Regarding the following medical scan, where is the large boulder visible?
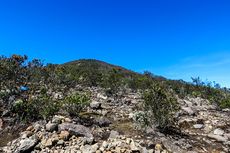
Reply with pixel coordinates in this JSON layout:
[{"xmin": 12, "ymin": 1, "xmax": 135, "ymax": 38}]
[
  {"xmin": 58, "ymin": 123, "xmax": 94, "ymax": 143},
  {"xmin": 16, "ymin": 135, "xmax": 38, "ymax": 153}
]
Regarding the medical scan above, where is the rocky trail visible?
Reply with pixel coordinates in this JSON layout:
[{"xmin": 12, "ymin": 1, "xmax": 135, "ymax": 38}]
[{"xmin": 0, "ymin": 87, "xmax": 230, "ymax": 153}]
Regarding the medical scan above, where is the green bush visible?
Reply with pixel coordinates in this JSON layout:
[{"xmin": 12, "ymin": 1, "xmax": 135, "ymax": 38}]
[
  {"xmin": 62, "ymin": 92, "xmax": 90, "ymax": 116},
  {"xmin": 12, "ymin": 91, "xmax": 62, "ymax": 121},
  {"xmin": 143, "ymin": 83, "xmax": 179, "ymax": 129},
  {"xmin": 220, "ymin": 97, "xmax": 230, "ymax": 109}
]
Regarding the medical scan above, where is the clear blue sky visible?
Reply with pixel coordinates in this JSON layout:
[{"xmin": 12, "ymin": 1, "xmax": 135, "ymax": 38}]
[{"xmin": 0, "ymin": 0, "xmax": 230, "ymax": 87}]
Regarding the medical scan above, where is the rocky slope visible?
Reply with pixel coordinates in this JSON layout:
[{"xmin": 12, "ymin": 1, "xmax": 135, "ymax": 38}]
[{"xmin": 1, "ymin": 86, "xmax": 230, "ymax": 153}]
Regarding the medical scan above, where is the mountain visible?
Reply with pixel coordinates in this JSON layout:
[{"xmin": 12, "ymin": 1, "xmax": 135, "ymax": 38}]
[{"xmin": 0, "ymin": 55, "xmax": 230, "ymax": 152}]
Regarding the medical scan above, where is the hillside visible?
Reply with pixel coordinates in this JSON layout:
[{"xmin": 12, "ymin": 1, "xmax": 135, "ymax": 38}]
[{"xmin": 0, "ymin": 55, "xmax": 230, "ymax": 153}]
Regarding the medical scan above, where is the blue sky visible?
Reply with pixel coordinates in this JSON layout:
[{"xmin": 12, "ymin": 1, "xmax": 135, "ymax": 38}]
[{"xmin": 0, "ymin": 0, "xmax": 230, "ymax": 87}]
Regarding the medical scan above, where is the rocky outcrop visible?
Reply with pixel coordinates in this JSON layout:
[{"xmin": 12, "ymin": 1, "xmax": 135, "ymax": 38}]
[{"xmin": 1, "ymin": 87, "xmax": 230, "ymax": 153}]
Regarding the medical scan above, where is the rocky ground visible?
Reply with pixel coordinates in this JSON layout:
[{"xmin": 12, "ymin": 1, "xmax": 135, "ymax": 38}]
[{"xmin": 0, "ymin": 87, "xmax": 230, "ymax": 153}]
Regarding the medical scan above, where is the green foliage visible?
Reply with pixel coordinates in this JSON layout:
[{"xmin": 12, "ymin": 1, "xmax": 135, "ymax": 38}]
[
  {"xmin": 102, "ymin": 68, "xmax": 123, "ymax": 95},
  {"xmin": 12, "ymin": 94, "xmax": 61, "ymax": 121},
  {"xmin": 62, "ymin": 92, "xmax": 90, "ymax": 116},
  {"xmin": 1, "ymin": 54, "xmax": 230, "ymax": 124},
  {"xmin": 220, "ymin": 96, "xmax": 230, "ymax": 109},
  {"xmin": 143, "ymin": 83, "xmax": 179, "ymax": 129}
]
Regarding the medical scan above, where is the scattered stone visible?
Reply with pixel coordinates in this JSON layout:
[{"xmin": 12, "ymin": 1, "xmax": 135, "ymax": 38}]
[
  {"xmin": 57, "ymin": 140, "xmax": 64, "ymax": 146},
  {"xmin": 45, "ymin": 139, "xmax": 53, "ymax": 148},
  {"xmin": 109, "ymin": 130, "xmax": 119, "ymax": 139},
  {"xmin": 59, "ymin": 130, "xmax": 70, "ymax": 140},
  {"xmin": 16, "ymin": 135, "xmax": 38, "ymax": 153},
  {"xmin": 208, "ymin": 134, "xmax": 228, "ymax": 142},
  {"xmin": 52, "ymin": 115, "xmax": 64, "ymax": 124},
  {"xmin": 95, "ymin": 117, "xmax": 111, "ymax": 127},
  {"xmin": 26, "ymin": 126, "xmax": 34, "ymax": 131},
  {"xmin": 193, "ymin": 124, "xmax": 204, "ymax": 129},
  {"xmin": 181, "ymin": 106, "xmax": 196, "ymax": 116},
  {"xmin": 130, "ymin": 140, "xmax": 140, "ymax": 152},
  {"xmin": 213, "ymin": 128, "xmax": 225, "ymax": 135},
  {"xmin": 90, "ymin": 101, "xmax": 102, "ymax": 109},
  {"xmin": 46, "ymin": 122, "xmax": 58, "ymax": 132}
]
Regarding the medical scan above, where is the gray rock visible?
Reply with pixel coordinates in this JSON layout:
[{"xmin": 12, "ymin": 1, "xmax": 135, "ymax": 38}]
[
  {"xmin": 90, "ymin": 101, "xmax": 102, "ymax": 109},
  {"xmin": 181, "ymin": 106, "xmax": 196, "ymax": 116},
  {"xmin": 46, "ymin": 122, "xmax": 58, "ymax": 132},
  {"xmin": 95, "ymin": 117, "xmax": 111, "ymax": 127},
  {"xmin": 213, "ymin": 128, "xmax": 225, "ymax": 135},
  {"xmin": 57, "ymin": 140, "xmax": 64, "ymax": 146},
  {"xmin": 193, "ymin": 124, "xmax": 204, "ymax": 129},
  {"xmin": 58, "ymin": 123, "xmax": 94, "ymax": 143},
  {"xmin": 130, "ymin": 141, "xmax": 140, "ymax": 152},
  {"xmin": 52, "ymin": 115, "xmax": 64, "ymax": 124},
  {"xmin": 208, "ymin": 134, "xmax": 228, "ymax": 142},
  {"xmin": 91, "ymin": 143, "xmax": 99, "ymax": 152},
  {"xmin": 80, "ymin": 145, "xmax": 91, "ymax": 152},
  {"xmin": 109, "ymin": 130, "xmax": 119, "ymax": 139},
  {"xmin": 16, "ymin": 135, "xmax": 38, "ymax": 153}
]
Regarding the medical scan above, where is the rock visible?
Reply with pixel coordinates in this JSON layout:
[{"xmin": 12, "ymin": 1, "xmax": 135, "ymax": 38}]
[
  {"xmin": 58, "ymin": 123, "xmax": 94, "ymax": 143},
  {"xmin": 26, "ymin": 126, "xmax": 34, "ymax": 131},
  {"xmin": 46, "ymin": 122, "xmax": 58, "ymax": 132},
  {"xmin": 213, "ymin": 128, "xmax": 225, "ymax": 135},
  {"xmin": 64, "ymin": 117, "xmax": 72, "ymax": 123},
  {"xmin": 109, "ymin": 130, "xmax": 119, "ymax": 139},
  {"xmin": 130, "ymin": 140, "xmax": 140, "ymax": 152},
  {"xmin": 181, "ymin": 106, "xmax": 196, "ymax": 116},
  {"xmin": 225, "ymin": 133, "xmax": 230, "ymax": 139},
  {"xmin": 80, "ymin": 145, "xmax": 91, "ymax": 152},
  {"xmin": 57, "ymin": 140, "xmax": 64, "ymax": 146},
  {"xmin": 95, "ymin": 117, "xmax": 111, "ymax": 127},
  {"xmin": 90, "ymin": 101, "xmax": 102, "ymax": 109},
  {"xmin": 155, "ymin": 144, "xmax": 162, "ymax": 151},
  {"xmin": 102, "ymin": 141, "xmax": 108, "ymax": 148},
  {"xmin": 33, "ymin": 123, "xmax": 43, "ymax": 132},
  {"xmin": 193, "ymin": 124, "xmax": 204, "ymax": 129},
  {"xmin": 21, "ymin": 131, "xmax": 33, "ymax": 139},
  {"xmin": 16, "ymin": 135, "xmax": 38, "ymax": 153},
  {"xmin": 91, "ymin": 143, "xmax": 99, "ymax": 152},
  {"xmin": 2, "ymin": 110, "xmax": 10, "ymax": 117},
  {"xmin": 52, "ymin": 115, "xmax": 65, "ymax": 124},
  {"xmin": 59, "ymin": 130, "xmax": 70, "ymax": 140},
  {"xmin": 161, "ymin": 138, "xmax": 184, "ymax": 153},
  {"xmin": 97, "ymin": 93, "xmax": 107, "ymax": 100},
  {"xmin": 208, "ymin": 134, "xmax": 228, "ymax": 142},
  {"xmin": 45, "ymin": 139, "xmax": 53, "ymax": 148}
]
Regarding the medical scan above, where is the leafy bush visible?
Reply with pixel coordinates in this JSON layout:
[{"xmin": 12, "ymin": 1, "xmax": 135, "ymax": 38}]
[
  {"xmin": 62, "ymin": 92, "xmax": 90, "ymax": 116},
  {"xmin": 220, "ymin": 97, "xmax": 230, "ymax": 109},
  {"xmin": 102, "ymin": 68, "xmax": 123, "ymax": 95},
  {"xmin": 143, "ymin": 83, "xmax": 179, "ymax": 129}
]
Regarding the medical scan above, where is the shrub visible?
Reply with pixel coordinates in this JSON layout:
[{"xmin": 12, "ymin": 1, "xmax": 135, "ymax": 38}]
[
  {"xmin": 12, "ymin": 95, "xmax": 61, "ymax": 121},
  {"xmin": 62, "ymin": 92, "xmax": 90, "ymax": 116},
  {"xmin": 220, "ymin": 97, "xmax": 230, "ymax": 109},
  {"xmin": 143, "ymin": 83, "xmax": 179, "ymax": 129}
]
